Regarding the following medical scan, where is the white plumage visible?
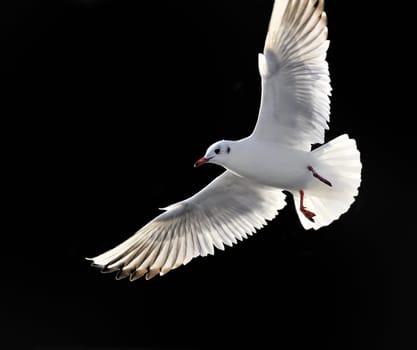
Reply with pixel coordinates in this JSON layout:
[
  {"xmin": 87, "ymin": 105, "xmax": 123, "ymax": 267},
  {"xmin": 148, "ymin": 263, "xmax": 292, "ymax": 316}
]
[
  {"xmin": 255, "ymin": 0, "xmax": 330, "ymax": 150},
  {"xmin": 91, "ymin": 173, "xmax": 286, "ymax": 280},
  {"xmin": 88, "ymin": 0, "xmax": 361, "ymax": 280}
]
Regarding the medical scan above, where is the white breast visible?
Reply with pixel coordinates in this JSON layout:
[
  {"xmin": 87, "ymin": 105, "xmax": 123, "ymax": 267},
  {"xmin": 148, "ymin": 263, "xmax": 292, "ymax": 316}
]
[{"xmin": 224, "ymin": 139, "xmax": 316, "ymax": 190}]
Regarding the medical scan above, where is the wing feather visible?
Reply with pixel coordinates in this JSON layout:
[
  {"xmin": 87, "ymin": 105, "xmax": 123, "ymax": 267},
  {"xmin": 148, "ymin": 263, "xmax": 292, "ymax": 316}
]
[
  {"xmin": 252, "ymin": 0, "xmax": 331, "ymax": 150},
  {"xmin": 88, "ymin": 171, "xmax": 286, "ymax": 280}
]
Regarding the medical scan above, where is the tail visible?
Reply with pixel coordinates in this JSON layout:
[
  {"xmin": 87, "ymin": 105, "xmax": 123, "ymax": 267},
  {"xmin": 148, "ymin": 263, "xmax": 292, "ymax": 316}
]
[{"xmin": 292, "ymin": 134, "xmax": 362, "ymax": 230}]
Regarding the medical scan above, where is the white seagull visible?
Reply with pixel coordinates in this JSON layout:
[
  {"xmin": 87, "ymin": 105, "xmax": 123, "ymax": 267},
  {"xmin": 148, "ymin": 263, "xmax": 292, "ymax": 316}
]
[{"xmin": 88, "ymin": 0, "xmax": 361, "ymax": 280}]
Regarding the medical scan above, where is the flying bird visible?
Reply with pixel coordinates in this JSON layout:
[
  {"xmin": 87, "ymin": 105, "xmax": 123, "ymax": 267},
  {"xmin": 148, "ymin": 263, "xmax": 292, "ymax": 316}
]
[{"xmin": 88, "ymin": 0, "xmax": 361, "ymax": 281}]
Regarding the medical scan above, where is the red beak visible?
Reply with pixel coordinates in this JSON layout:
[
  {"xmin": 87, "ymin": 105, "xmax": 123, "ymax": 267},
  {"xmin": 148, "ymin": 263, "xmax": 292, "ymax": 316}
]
[{"xmin": 194, "ymin": 157, "xmax": 209, "ymax": 168}]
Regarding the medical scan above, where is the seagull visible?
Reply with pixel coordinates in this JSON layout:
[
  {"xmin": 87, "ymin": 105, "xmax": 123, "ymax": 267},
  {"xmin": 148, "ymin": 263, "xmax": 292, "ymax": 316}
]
[{"xmin": 88, "ymin": 0, "xmax": 361, "ymax": 281}]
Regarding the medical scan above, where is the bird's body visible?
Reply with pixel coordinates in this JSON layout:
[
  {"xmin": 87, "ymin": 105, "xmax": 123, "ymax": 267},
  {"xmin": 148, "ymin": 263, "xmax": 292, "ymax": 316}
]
[
  {"xmin": 214, "ymin": 138, "xmax": 314, "ymax": 190},
  {"xmin": 88, "ymin": 0, "xmax": 362, "ymax": 280}
]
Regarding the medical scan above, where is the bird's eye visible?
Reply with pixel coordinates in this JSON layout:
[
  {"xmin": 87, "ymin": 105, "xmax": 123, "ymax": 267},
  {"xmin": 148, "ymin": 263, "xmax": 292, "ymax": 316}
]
[
  {"xmin": 214, "ymin": 148, "xmax": 220, "ymax": 155},
  {"xmin": 226, "ymin": 146, "xmax": 231, "ymax": 154}
]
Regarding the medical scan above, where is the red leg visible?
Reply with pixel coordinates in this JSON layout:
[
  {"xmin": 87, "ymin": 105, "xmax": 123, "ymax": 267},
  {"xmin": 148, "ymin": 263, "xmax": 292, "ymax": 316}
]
[
  {"xmin": 300, "ymin": 190, "xmax": 316, "ymax": 222},
  {"xmin": 307, "ymin": 166, "xmax": 332, "ymax": 187}
]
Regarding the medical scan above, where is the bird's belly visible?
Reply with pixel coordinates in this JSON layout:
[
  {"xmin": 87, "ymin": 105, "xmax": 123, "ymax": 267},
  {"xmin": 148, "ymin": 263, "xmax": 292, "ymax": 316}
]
[
  {"xmin": 236, "ymin": 163, "xmax": 311, "ymax": 190},
  {"xmin": 228, "ymin": 147, "xmax": 315, "ymax": 190}
]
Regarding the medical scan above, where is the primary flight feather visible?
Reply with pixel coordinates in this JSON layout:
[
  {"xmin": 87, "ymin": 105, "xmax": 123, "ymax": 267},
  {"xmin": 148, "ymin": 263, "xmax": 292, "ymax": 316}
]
[{"xmin": 88, "ymin": 0, "xmax": 361, "ymax": 280}]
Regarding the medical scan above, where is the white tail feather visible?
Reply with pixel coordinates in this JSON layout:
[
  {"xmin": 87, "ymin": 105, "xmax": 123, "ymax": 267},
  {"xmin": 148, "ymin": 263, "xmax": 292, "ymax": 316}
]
[{"xmin": 292, "ymin": 134, "xmax": 362, "ymax": 230}]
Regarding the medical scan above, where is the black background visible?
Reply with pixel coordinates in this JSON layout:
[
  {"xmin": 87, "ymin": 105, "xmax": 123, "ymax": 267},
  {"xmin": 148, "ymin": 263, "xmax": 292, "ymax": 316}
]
[{"xmin": 1, "ymin": 1, "xmax": 414, "ymax": 349}]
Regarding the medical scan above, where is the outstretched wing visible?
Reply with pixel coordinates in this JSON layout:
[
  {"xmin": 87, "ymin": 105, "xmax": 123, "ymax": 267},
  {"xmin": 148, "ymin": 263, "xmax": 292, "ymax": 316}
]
[
  {"xmin": 88, "ymin": 171, "xmax": 286, "ymax": 280},
  {"xmin": 252, "ymin": 0, "xmax": 331, "ymax": 151}
]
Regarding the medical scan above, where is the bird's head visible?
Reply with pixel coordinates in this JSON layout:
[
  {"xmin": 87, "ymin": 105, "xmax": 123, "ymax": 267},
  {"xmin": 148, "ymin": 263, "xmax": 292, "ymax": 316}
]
[{"xmin": 194, "ymin": 140, "xmax": 232, "ymax": 168}]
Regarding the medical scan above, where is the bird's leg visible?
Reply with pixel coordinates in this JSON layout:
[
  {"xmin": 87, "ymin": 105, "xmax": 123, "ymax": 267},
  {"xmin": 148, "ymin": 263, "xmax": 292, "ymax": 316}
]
[
  {"xmin": 299, "ymin": 190, "xmax": 315, "ymax": 222},
  {"xmin": 307, "ymin": 166, "xmax": 332, "ymax": 187}
]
